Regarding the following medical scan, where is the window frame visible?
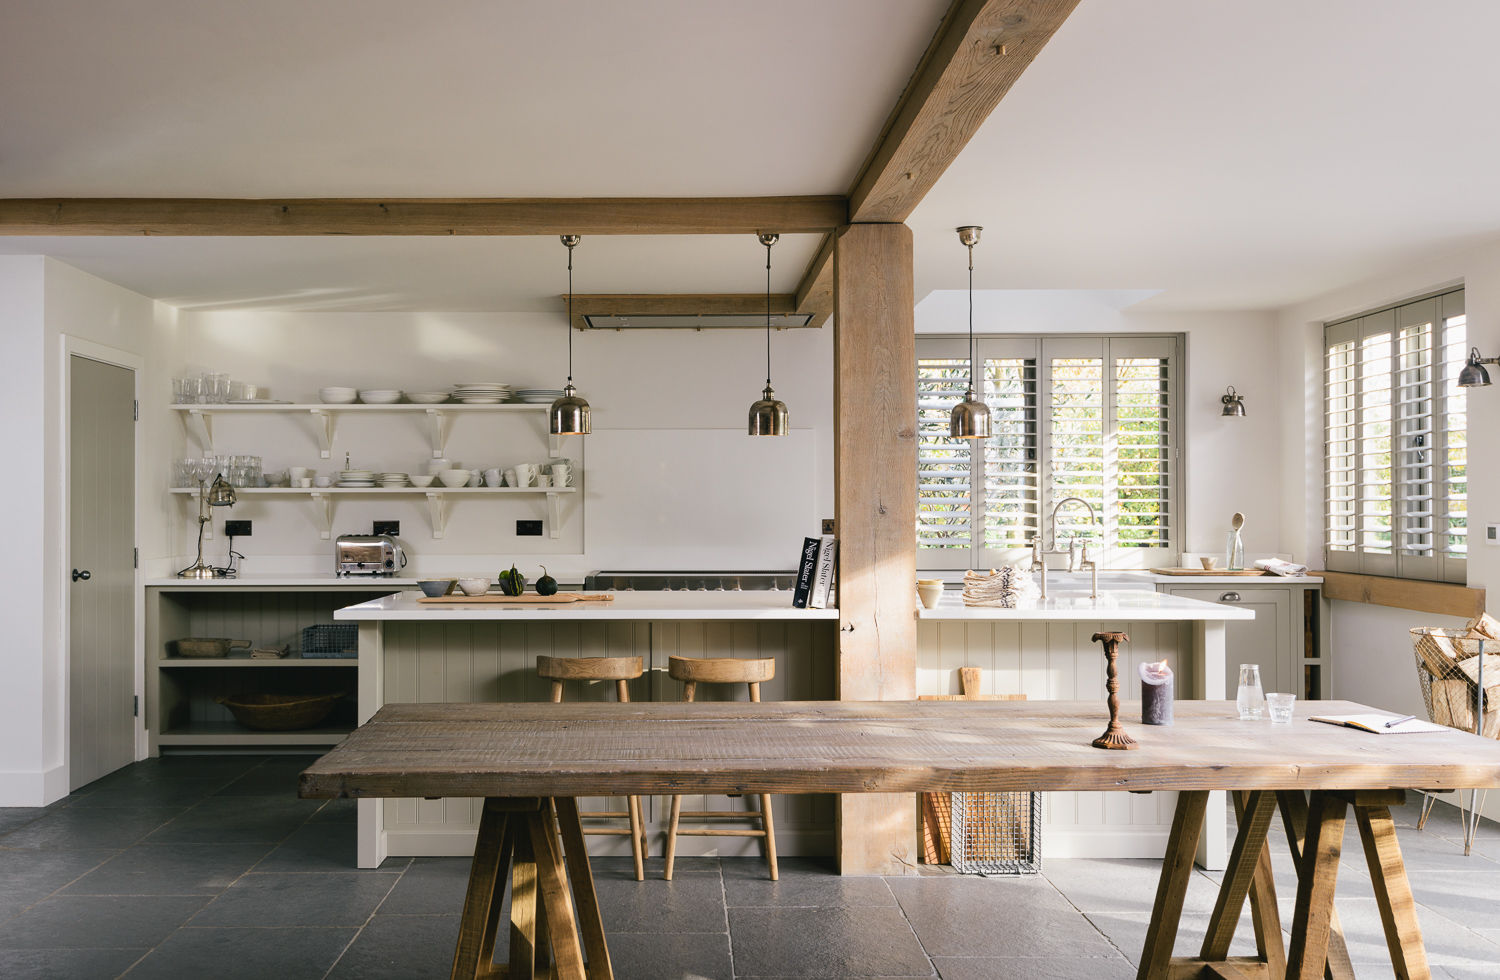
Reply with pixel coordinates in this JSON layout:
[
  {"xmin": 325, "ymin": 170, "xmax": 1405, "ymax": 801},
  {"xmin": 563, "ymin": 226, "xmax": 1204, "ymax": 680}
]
[{"xmin": 916, "ymin": 333, "xmax": 1183, "ymax": 572}]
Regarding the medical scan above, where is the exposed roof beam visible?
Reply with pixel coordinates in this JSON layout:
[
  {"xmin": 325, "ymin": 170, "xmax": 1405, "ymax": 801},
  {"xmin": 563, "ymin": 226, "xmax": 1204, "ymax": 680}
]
[
  {"xmin": 0, "ymin": 196, "xmax": 848, "ymax": 236},
  {"xmin": 848, "ymin": 0, "xmax": 1079, "ymax": 223},
  {"xmin": 794, "ymin": 234, "xmax": 835, "ymax": 316}
]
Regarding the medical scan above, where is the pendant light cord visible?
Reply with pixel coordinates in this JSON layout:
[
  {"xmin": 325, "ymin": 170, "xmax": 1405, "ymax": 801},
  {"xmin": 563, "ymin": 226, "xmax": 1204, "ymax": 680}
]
[
  {"xmin": 566, "ymin": 242, "xmax": 575, "ymax": 385},
  {"xmin": 967, "ymin": 242, "xmax": 975, "ymax": 397},
  {"xmin": 765, "ymin": 238, "xmax": 773, "ymax": 387}
]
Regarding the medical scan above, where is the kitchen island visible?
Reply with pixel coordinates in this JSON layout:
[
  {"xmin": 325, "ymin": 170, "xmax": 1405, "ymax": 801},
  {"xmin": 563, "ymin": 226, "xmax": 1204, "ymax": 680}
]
[{"xmin": 335, "ymin": 587, "xmax": 1252, "ymax": 869}]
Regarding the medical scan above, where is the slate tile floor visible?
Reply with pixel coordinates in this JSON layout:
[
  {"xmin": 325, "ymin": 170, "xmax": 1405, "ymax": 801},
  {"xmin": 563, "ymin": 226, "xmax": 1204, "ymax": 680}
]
[{"xmin": 2, "ymin": 755, "xmax": 1498, "ymax": 978}]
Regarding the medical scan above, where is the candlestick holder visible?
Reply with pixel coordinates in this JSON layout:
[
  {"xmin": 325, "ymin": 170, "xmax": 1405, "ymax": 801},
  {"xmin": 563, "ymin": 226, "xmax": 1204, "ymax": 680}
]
[{"xmin": 1091, "ymin": 631, "xmax": 1138, "ymax": 750}]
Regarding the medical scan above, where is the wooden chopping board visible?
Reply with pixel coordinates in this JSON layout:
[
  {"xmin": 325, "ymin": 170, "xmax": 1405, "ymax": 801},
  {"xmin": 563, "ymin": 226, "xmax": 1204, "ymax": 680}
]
[
  {"xmin": 1150, "ymin": 567, "xmax": 1268, "ymax": 577},
  {"xmin": 418, "ymin": 592, "xmax": 615, "ymax": 604}
]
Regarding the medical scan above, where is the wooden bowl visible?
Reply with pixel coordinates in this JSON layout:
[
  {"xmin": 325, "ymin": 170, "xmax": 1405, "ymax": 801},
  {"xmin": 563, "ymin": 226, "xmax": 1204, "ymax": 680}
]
[{"xmin": 216, "ymin": 692, "xmax": 344, "ymax": 731}]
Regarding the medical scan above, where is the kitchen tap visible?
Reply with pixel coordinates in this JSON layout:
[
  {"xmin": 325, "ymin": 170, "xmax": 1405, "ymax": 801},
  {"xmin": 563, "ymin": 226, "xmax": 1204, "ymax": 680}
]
[
  {"xmin": 1030, "ymin": 533, "xmax": 1049, "ymax": 599},
  {"xmin": 1030, "ymin": 496, "xmax": 1101, "ymax": 598}
]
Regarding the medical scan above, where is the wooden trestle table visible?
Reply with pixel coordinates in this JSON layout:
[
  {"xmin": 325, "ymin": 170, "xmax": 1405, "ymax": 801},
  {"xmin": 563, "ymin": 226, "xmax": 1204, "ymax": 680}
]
[{"xmin": 298, "ymin": 699, "xmax": 1500, "ymax": 980}]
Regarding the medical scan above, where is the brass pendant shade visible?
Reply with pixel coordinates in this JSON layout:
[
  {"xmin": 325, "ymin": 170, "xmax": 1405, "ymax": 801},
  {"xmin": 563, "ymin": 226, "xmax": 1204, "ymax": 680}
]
[
  {"xmin": 749, "ymin": 232, "xmax": 788, "ymax": 435},
  {"xmin": 950, "ymin": 225, "xmax": 991, "ymax": 440},
  {"xmin": 550, "ymin": 234, "xmax": 591, "ymax": 436}
]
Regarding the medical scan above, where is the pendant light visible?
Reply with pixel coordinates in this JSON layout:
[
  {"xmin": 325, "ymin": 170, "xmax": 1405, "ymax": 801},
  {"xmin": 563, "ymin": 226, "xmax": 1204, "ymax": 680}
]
[
  {"xmin": 748, "ymin": 232, "xmax": 789, "ymax": 436},
  {"xmin": 949, "ymin": 226, "xmax": 991, "ymax": 439},
  {"xmin": 550, "ymin": 234, "xmax": 591, "ymax": 435}
]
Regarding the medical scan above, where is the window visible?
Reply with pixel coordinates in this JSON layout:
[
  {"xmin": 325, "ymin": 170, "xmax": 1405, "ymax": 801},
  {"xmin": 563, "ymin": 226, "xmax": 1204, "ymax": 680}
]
[
  {"xmin": 916, "ymin": 335, "xmax": 1180, "ymax": 570},
  {"xmin": 1324, "ymin": 289, "xmax": 1466, "ymax": 583}
]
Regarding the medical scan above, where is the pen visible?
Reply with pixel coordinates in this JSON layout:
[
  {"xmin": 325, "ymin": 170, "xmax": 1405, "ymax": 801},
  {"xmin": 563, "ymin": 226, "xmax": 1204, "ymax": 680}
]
[{"xmin": 1384, "ymin": 714, "xmax": 1415, "ymax": 728}]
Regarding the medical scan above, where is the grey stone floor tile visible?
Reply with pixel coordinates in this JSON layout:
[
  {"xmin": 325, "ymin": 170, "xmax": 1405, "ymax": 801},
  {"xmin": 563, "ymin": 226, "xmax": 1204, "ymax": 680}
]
[
  {"xmin": 253, "ymin": 821, "xmax": 370, "ymax": 872},
  {"xmin": 64, "ymin": 778, "xmax": 228, "ymax": 809},
  {"xmin": 593, "ymin": 872, "xmax": 727, "ymax": 934},
  {"xmin": 0, "ymin": 809, "xmax": 45, "ymax": 836},
  {"xmin": 62, "ymin": 843, "xmax": 271, "ymax": 896},
  {"xmin": 143, "ymin": 795, "xmax": 323, "ymax": 844},
  {"xmin": 0, "ymin": 805, "xmax": 185, "ymax": 850},
  {"xmin": 326, "ymin": 914, "xmax": 460, "ymax": 978},
  {"xmin": 0, "ymin": 946, "xmax": 147, "ymax": 978},
  {"xmin": 213, "ymin": 756, "xmax": 322, "ymax": 797},
  {"xmin": 124, "ymin": 926, "xmax": 357, "ymax": 979},
  {"xmin": 192, "ymin": 871, "xmax": 399, "ymax": 928},
  {"xmin": 1084, "ymin": 911, "xmax": 1260, "ymax": 966},
  {"xmin": 607, "ymin": 930, "xmax": 734, "ymax": 980},
  {"xmin": 308, "ymin": 798, "xmax": 358, "ymax": 824},
  {"xmin": 0, "ymin": 848, "xmax": 120, "ymax": 911},
  {"xmin": 378, "ymin": 857, "xmax": 471, "ymax": 915},
  {"xmin": 1341, "ymin": 830, "xmax": 1499, "ymax": 874},
  {"xmin": 0, "ymin": 894, "xmax": 209, "ymax": 948},
  {"xmin": 1407, "ymin": 869, "xmax": 1500, "ymax": 931},
  {"xmin": 723, "ymin": 857, "xmax": 894, "ymax": 908},
  {"xmin": 593, "ymin": 854, "xmax": 721, "ymax": 879},
  {"xmin": 934, "ymin": 955, "xmax": 1135, "ymax": 980},
  {"xmin": 1042, "ymin": 858, "xmax": 1222, "ymax": 915},
  {"xmin": 1305, "ymin": 897, "xmax": 1500, "ymax": 968},
  {"xmin": 729, "ymin": 905, "xmax": 930, "ymax": 977},
  {"xmin": 889, "ymin": 876, "xmax": 1117, "ymax": 959}
]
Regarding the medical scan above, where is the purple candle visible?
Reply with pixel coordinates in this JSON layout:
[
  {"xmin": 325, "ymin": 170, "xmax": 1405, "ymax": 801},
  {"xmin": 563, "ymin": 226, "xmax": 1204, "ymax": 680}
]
[{"xmin": 1140, "ymin": 659, "xmax": 1174, "ymax": 726}]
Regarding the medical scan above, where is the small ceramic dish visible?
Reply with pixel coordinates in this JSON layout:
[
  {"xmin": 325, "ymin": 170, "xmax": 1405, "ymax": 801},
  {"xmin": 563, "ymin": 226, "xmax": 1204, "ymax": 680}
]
[
  {"xmin": 408, "ymin": 474, "xmax": 436, "ymax": 488},
  {"xmin": 455, "ymin": 577, "xmax": 491, "ymax": 597},
  {"xmin": 418, "ymin": 579, "xmax": 454, "ymax": 598}
]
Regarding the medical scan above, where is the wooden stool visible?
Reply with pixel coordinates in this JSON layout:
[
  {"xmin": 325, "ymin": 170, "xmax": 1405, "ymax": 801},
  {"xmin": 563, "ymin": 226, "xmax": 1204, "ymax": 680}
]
[
  {"xmin": 663, "ymin": 655, "xmax": 778, "ymax": 880},
  {"xmin": 536, "ymin": 655, "xmax": 649, "ymax": 882}
]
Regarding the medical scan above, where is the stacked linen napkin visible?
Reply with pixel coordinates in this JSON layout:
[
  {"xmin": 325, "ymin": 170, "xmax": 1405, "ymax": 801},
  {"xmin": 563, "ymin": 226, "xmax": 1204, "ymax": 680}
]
[
  {"xmin": 1254, "ymin": 558, "xmax": 1308, "ymax": 577},
  {"xmin": 962, "ymin": 566, "xmax": 1040, "ymax": 607}
]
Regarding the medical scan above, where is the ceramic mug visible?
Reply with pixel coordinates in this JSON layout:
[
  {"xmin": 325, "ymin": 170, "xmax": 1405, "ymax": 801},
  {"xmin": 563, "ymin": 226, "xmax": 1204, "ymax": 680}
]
[
  {"xmin": 314, "ymin": 476, "xmax": 333, "ymax": 488},
  {"xmin": 536, "ymin": 474, "xmax": 552, "ymax": 488},
  {"xmin": 514, "ymin": 463, "xmax": 538, "ymax": 488},
  {"xmin": 550, "ymin": 463, "xmax": 571, "ymax": 487},
  {"xmin": 483, "ymin": 468, "xmax": 502, "ymax": 488}
]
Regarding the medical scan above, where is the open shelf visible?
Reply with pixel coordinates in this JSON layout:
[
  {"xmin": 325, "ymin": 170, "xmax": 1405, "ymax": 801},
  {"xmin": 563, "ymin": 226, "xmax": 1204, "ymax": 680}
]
[
  {"xmin": 156, "ymin": 723, "xmax": 352, "ymax": 747},
  {"xmin": 160, "ymin": 655, "xmax": 359, "ymax": 668}
]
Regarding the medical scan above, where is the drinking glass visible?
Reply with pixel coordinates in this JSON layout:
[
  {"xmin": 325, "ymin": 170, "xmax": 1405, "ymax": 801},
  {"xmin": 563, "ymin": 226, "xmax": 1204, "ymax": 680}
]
[
  {"xmin": 210, "ymin": 373, "xmax": 231, "ymax": 404},
  {"xmin": 1266, "ymin": 692, "xmax": 1296, "ymax": 724},
  {"xmin": 1236, "ymin": 663, "xmax": 1265, "ymax": 720}
]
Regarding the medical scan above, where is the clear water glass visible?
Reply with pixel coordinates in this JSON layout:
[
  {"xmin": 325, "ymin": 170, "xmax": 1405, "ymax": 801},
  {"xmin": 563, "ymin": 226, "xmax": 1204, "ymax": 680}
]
[
  {"xmin": 1266, "ymin": 692, "xmax": 1296, "ymax": 724},
  {"xmin": 1236, "ymin": 663, "xmax": 1265, "ymax": 720}
]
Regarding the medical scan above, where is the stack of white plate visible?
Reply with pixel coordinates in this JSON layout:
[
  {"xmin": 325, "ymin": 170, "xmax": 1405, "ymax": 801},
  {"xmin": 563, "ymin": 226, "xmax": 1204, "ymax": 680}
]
[
  {"xmin": 338, "ymin": 469, "xmax": 375, "ymax": 487},
  {"xmin": 378, "ymin": 472, "xmax": 410, "ymax": 487},
  {"xmin": 513, "ymin": 388, "xmax": 565, "ymax": 404},
  {"xmin": 451, "ymin": 382, "xmax": 513, "ymax": 404}
]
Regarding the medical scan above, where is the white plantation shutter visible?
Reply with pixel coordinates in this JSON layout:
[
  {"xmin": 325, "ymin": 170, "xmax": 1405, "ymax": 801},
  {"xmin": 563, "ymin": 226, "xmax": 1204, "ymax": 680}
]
[
  {"xmin": 916, "ymin": 335, "xmax": 1179, "ymax": 570},
  {"xmin": 1324, "ymin": 289, "xmax": 1466, "ymax": 583}
]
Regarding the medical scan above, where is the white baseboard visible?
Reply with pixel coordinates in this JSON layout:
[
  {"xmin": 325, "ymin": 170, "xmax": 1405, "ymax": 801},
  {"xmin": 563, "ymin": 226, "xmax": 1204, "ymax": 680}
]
[{"xmin": 0, "ymin": 764, "xmax": 69, "ymax": 807}]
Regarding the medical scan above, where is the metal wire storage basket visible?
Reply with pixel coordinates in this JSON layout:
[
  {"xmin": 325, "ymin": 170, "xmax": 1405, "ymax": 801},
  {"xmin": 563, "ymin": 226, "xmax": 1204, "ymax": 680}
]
[
  {"xmin": 1411, "ymin": 627, "xmax": 1497, "ymax": 738},
  {"xmin": 950, "ymin": 791, "xmax": 1042, "ymax": 875},
  {"xmin": 300, "ymin": 623, "xmax": 358, "ymax": 658}
]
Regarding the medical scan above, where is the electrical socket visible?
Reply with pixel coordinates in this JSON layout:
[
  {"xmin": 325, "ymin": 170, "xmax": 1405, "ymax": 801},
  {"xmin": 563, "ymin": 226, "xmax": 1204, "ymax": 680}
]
[
  {"xmin": 821, "ymin": 518, "xmax": 836, "ymax": 535},
  {"xmin": 516, "ymin": 520, "xmax": 543, "ymax": 536},
  {"xmin": 224, "ymin": 520, "xmax": 252, "ymax": 536},
  {"xmin": 373, "ymin": 521, "xmax": 400, "ymax": 536}
]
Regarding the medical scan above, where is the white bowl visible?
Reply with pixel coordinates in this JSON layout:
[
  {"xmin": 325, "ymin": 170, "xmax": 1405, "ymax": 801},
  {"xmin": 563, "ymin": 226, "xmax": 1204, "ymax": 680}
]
[
  {"xmin": 455, "ymin": 577, "xmax": 491, "ymax": 597},
  {"xmin": 358, "ymin": 389, "xmax": 403, "ymax": 404},
  {"xmin": 406, "ymin": 391, "xmax": 450, "ymax": 404},
  {"xmin": 408, "ymin": 474, "xmax": 436, "ymax": 488},
  {"xmin": 437, "ymin": 468, "xmax": 471, "ymax": 488},
  {"xmin": 318, "ymin": 386, "xmax": 358, "ymax": 404}
]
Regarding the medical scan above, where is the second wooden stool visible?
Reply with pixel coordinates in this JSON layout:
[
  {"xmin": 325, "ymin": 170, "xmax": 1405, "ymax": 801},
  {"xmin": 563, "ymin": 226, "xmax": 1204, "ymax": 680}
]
[
  {"xmin": 536, "ymin": 655, "xmax": 649, "ymax": 881},
  {"xmin": 663, "ymin": 655, "xmax": 779, "ymax": 880}
]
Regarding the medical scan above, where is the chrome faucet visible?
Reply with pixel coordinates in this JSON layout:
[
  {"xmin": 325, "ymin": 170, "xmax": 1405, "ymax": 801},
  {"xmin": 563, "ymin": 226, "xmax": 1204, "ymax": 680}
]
[{"xmin": 1030, "ymin": 497, "xmax": 1101, "ymax": 598}]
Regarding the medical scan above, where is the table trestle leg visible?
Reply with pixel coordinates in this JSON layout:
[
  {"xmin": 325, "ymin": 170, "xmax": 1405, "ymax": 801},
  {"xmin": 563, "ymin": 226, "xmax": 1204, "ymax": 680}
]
[
  {"xmin": 1236, "ymin": 792, "xmax": 1286, "ymax": 979},
  {"xmin": 509, "ymin": 820, "xmax": 541, "ymax": 979},
  {"xmin": 453, "ymin": 800, "xmax": 514, "ymax": 980},
  {"xmin": 554, "ymin": 797, "xmax": 615, "ymax": 980},
  {"xmin": 1277, "ymin": 791, "xmax": 1355, "ymax": 980},
  {"xmin": 1286, "ymin": 792, "xmax": 1349, "ymax": 980},
  {"xmin": 526, "ymin": 804, "xmax": 588, "ymax": 980},
  {"xmin": 1198, "ymin": 791, "xmax": 1282, "ymax": 965},
  {"xmin": 1353, "ymin": 801, "xmax": 1430, "ymax": 980},
  {"xmin": 1138, "ymin": 790, "xmax": 1208, "ymax": 980}
]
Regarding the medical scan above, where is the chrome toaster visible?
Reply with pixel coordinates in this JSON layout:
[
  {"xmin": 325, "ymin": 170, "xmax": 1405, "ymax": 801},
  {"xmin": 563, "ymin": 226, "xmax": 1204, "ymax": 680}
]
[{"xmin": 334, "ymin": 534, "xmax": 407, "ymax": 576}]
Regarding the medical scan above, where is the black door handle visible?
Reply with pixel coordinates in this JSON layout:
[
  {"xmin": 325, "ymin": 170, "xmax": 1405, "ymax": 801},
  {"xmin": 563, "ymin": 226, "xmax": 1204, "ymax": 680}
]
[{"xmin": 72, "ymin": 569, "xmax": 91, "ymax": 582}]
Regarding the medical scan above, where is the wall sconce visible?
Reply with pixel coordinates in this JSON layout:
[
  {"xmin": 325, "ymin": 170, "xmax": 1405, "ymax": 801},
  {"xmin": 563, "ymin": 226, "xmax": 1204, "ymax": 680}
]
[
  {"xmin": 1220, "ymin": 386, "xmax": 1247, "ymax": 417},
  {"xmin": 1459, "ymin": 347, "xmax": 1497, "ymax": 388}
]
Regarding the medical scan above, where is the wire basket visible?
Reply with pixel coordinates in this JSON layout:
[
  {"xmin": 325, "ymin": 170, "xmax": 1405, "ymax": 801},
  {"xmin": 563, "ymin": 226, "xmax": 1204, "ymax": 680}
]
[
  {"xmin": 300, "ymin": 623, "xmax": 358, "ymax": 658},
  {"xmin": 950, "ymin": 791, "xmax": 1041, "ymax": 875},
  {"xmin": 1411, "ymin": 627, "xmax": 1499, "ymax": 739}
]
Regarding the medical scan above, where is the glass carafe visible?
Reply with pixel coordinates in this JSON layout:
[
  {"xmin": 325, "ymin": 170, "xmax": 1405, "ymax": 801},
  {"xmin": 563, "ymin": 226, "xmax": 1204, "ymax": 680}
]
[{"xmin": 1236, "ymin": 663, "xmax": 1265, "ymax": 720}]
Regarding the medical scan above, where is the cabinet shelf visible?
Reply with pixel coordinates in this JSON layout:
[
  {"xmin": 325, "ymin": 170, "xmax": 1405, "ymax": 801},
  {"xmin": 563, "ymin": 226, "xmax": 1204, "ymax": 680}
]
[
  {"xmin": 159, "ymin": 656, "xmax": 359, "ymax": 668},
  {"xmin": 156, "ymin": 723, "xmax": 352, "ymax": 747}
]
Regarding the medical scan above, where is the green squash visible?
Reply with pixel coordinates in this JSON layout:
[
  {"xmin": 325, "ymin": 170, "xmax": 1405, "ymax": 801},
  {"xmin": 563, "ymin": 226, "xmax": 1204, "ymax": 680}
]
[
  {"xmin": 536, "ymin": 566, "xmax": 558, "ymax": 596},
  {"xmin": 497, "ymin": 564, "xmax": 526, "ymax": 597}
]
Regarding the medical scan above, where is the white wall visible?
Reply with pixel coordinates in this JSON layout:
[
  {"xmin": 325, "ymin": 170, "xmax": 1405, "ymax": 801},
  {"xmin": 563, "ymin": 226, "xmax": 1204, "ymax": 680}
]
[
  {"xmin": 916, "ymin": 292, "xmax": 1284, "ymax": 560},
  {"xmin": 170, "ymin": 311, "xmax": 835, "ymax": 578}
]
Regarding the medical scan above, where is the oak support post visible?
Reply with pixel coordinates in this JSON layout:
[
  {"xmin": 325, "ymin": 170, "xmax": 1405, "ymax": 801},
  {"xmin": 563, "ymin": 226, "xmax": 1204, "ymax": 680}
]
[{"xmin": 832, "ymin": 222, "xmax": 918, "ymax": 875}]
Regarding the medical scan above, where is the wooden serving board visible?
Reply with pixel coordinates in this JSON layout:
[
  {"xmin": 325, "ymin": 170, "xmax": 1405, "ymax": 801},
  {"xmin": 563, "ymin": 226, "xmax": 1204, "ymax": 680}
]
[
  {"xmin": 417, "ymin": 592, "xmax": 615, "ymax": 604},
  {"xmin": 1150, "ymin": 567, "xmax": 1268, "ymax": 577}
]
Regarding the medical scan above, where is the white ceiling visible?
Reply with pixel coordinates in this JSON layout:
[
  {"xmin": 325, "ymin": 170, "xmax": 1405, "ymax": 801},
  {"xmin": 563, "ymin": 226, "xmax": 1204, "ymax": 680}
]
[{"xmin": 4, "ymin": 0, "xmax": 1500, "ymax": 313}]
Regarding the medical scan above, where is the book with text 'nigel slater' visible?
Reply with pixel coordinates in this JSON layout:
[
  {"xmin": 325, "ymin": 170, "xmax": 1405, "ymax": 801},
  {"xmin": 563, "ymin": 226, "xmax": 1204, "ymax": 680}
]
[
  {"xmin": 809, "ymin": 536, "xmax": 838, "ymax": 609},
  {"xmin": 792, "ymin": 536, "xmax": 820, "ymax": 608}
]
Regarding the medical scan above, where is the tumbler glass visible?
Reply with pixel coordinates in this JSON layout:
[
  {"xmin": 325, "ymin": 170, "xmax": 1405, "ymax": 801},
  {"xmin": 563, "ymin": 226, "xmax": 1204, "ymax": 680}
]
[
  {"xmin": 1236, "ymin": 663, "xmax": 1265, "ymax": 720},
  {"xmin": 1266, "ymin": 692, "xmax": 1296, "ymax": 724}
]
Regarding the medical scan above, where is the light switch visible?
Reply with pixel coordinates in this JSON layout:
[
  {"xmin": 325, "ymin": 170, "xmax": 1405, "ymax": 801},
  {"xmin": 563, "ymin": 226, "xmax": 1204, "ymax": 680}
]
[{"xmin": 1486, "ymin": 523, "xmax": 1499, "ymax": 546}]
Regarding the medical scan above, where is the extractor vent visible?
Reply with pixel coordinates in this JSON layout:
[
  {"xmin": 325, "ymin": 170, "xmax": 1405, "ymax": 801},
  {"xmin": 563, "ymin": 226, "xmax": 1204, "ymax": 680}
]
[{"xmin": 582, "ymin": 313, "xmax": 815, "ymax": 330}]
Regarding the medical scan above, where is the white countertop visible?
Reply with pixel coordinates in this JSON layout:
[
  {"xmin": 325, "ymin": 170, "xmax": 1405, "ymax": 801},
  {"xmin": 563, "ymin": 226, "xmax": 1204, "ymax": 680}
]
[
  {"xmin": 144, "ymin": 574, "xmax": 425, "ymax": 588},
  {"xmin": 915, "ymin": 589, "xmax": 1256, "ymax": 621},
  {"xmin": 335, "ymin": 590, "xmax": 842, "ymax": 621}
]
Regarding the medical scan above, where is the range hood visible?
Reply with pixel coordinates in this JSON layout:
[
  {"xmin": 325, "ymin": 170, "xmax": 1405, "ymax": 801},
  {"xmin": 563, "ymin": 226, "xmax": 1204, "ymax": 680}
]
[
  {"xmin": 567, "ymin": 293, "xmax": 824, "ymax": 330},
  {"xmin": 584, "ymin": 312, "xmax": 814, "ymax": 330}
]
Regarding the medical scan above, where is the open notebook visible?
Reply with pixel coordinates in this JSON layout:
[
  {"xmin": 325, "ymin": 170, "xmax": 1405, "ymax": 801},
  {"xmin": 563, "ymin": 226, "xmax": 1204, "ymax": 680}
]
[{"xmin": 1309, "ymin": 713, "xmax": 1449, "ymax": 735}]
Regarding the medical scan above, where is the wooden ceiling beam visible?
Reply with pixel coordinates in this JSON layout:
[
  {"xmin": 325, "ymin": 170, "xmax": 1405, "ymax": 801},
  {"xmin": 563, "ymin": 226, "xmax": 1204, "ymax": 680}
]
[
  {"xmin": 848, "ymin": 0, "xmax": 1079, "ymax": 223},
  {"xmin": 0, "ymin": 196, "xmax": 848, "ymax": 236}
]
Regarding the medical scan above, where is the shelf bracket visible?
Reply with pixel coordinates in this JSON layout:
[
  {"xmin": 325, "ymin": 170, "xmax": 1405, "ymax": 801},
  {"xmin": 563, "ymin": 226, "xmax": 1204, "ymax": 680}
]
[
  {"xmin": 308, "ymin": 492, "xmax": 334, "ymax": 539},
  {"xmin": 426, "ymin": 492, "xmax": 448, "ymax": 538},
  {"xmin": 184, "ymin": 410, "xmax": 213, "ymax": 453},
  {"xmin": 308, "ymin": 409, "xmax": 336, "ymax": 459},
  {"xmin": 546, "ymin": 490, "xmax": 561, "ymax": 539},
  {"xmin": 425, "ymin": 409, "xmax": 453, "ymax": 458}
]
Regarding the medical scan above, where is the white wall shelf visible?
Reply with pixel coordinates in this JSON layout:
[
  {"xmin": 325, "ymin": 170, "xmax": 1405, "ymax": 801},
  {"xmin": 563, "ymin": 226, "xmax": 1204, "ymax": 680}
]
[
  {"xmin": 172, "ymin": 403, "xmax": 563, "ymax": 459},
  {"xmin": 170, "ymin": 486, "xmax": 575, "ymax": 540}
]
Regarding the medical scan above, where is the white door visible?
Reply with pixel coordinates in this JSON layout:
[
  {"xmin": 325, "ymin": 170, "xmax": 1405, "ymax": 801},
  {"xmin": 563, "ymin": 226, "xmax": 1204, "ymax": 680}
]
[{"xmin": 69, "ymin": 355, "xmax": 136, "ymax": 789}]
